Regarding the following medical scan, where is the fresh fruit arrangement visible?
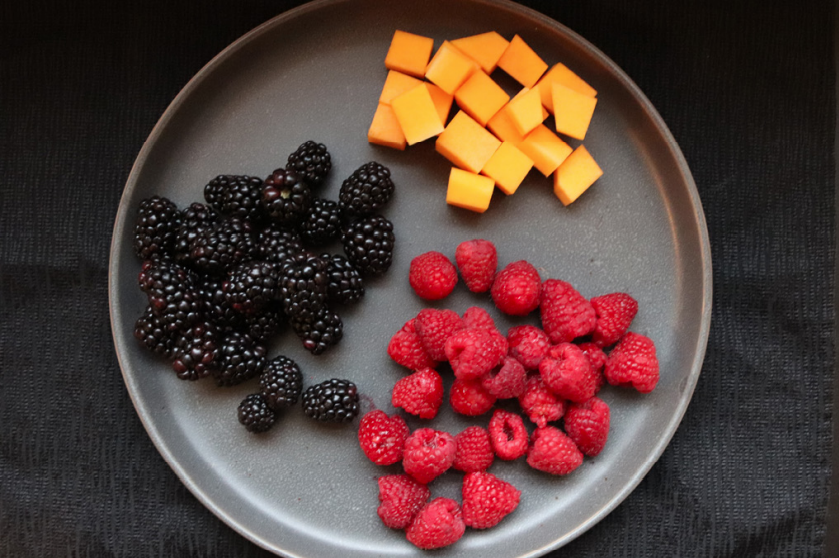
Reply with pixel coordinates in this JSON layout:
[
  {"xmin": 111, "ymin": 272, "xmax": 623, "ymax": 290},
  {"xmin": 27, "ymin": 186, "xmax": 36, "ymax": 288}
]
[
  {"xmin": 369, "ymin": 30, "xmax": 603, "ymax": 212},
  {"xmin": 131, "ymin": 141, "xmax": 397, "ymax": 432}
]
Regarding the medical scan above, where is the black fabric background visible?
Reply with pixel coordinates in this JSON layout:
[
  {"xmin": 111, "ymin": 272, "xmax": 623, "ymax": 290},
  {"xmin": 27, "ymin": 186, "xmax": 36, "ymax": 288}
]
[{"xmin": 0, "ymin": 0, "xmax": 833, "ymax": 556}]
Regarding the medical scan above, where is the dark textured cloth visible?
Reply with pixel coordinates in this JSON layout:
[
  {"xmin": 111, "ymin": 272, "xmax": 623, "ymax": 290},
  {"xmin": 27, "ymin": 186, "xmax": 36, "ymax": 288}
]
[{"xmin": 0, "ymin": 0, "xmax": 832, "ymax": 556}]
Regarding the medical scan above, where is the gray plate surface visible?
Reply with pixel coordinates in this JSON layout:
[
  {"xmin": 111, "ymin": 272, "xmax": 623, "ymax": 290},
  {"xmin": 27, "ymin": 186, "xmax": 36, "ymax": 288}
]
[{"xmin": 109, "ymin": 1, "xmax": 712, "ymax": 556}]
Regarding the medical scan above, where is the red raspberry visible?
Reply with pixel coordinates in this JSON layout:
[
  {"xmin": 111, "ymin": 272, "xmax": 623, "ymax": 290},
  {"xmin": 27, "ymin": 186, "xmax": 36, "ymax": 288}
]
[
  {"xmin": 392, "ymin": 368, "xmax": 444, "ymax": 419},
  {"xmin": 461, "ymin": 471, "xmax": 521, "ymax": 529},
  {"xmin": 445, "ymin": 327, "xmax": 506, "ymax": 381},
  {"xmin": 415, "ymin": 308, "xmax": 464, "ymax": 361},
  {"xmin": 577, "ymin": 341, "xmax": 607, "ymax": 393},
  {"xmin": 455, "ymin": 239, "xmax": 497, "ymax": 293},
  {"xmin": 507, "ymin": 325, "xmax": 551, "ymax": 369},
  {"xmin": 461, "ymin": 306, "xmax": 496, "ymax": 330},
  {"xmin": 481, "ymin": 356, "xmax": 527, "ymax": 399},
  {"xmin": 489, "ymin": 409, "xmax": 529, "ymax": 460},
  {"xmin": 358, "ymin": 410, "xmax": 409, "ymax": 466},
  {"xmin": 590, "ymin": 292, "xmax": 638, "ymax": 347},
  {"xmin": 526, "ymin": 426, "xmax": 583, "ymax": 475},
  {"xmin": 604, "ymin": 332, "xmax": 659, "ymax": 393},
  {"xmin": 564, "ymin": 397, "xmax": 610, "ymax": 457},
  {"xmin": 402, "ymin": 428, "xmax": 457, "ymax": 484},
  {"xmin": 538, "ymin": 343, "xmax": 598, "ymax": 403},
  {"xmin": 377, "ymin": 474, "xmax": 431, "ymax": 529},
  {"xmin": 387, "ymin": 319, "xmax": 437, "ymax": 370},
  {"xmin": 453, "ymin": 426, "xmax": 494, "ymax": 473},
  {"xmin": 539, "ymin": 279, "xmax": 596, "ymax": 344},
  {"xmin": 409, "ymin": 251, "xmax": 458, "ymax": 300},
  {"xmin": 518, "ymin": 375, "xmax": 566, "ymax": 428},
  {"xmin": 450, "ymin": 378, "xmax": 497, "ymax": 416},
  {"xmin": 406, "ymin": 497, "xmax": 465, "ymax": 550},
  {"xmin": 490, "ymin": 261, "xmax": 542, "ymax": 316}
]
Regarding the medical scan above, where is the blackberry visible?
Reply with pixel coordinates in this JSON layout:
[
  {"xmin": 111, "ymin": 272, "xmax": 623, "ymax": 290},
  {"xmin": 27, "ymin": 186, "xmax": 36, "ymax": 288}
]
[
  {"xmin": 342, "ymin": 215, "xmax": 395, "ymax": 277},
  {"xmin": 197, "ymin": 277, "xmax": 246, "ymax": 333},
  {"xmin": 301, "ymin": 378, "xmax": 359, "ymax": 423},
  {"xmin": 244, "ymin": 303, "xmax": 285, "ymax": 342},
  {"xmin": 204, "ymin": 175, "xmax": 265, "ymax": 222},
  {"xmin": 213, "ymin": 332, "xmax": 267, "ymax": 387},
  {"xmin": 279, "ymin": 254, "xmax": 330, "ymax": 322},
  {"xmin": 223, "ymin": 260, "xmax": 279, "ymax": 315},
  {"xmin": 287, "ymin": 141, "xmax": 332, "ymax": 187},
  {"xmin": 299, "ymin": 198, "xmax": 342, "ymax": 247},
  {"xmin": 190, "ymin": 217, "xmax": 257, "ymax": 276},
  {"xmin": 133, "ymin": 196, "xmax": 182, "ymax": 260},
  {"xmin": 323, "ymin": 253, "xmax": 364, "ymax": 304},
  {"xmin": 338, "ymin": 162, "xmax": 394, "ymax": 217},
  {"xmin": 138, "ymin": 260, "xmax": 202, "ymax": 331},
  {"xmin": 259, "ymin": 356, "xmax": 303, "ymax": 410},
  {"xmin": 261, "ymin": 168, "xmax": 312, "ymax": 227},
  {"xmin": 172, "ymin": 321, "xmax": 219, "ymax": 381},
  {"xmin": 289, "ymin": 306, "xmax": 343, "ymax": 355},
  {"xmin": 258, "ymin": 226, "xmax": 305, "ymax": 265},
  {"xmin": 237, "ymin": 394, "xmax": 276, "ymax": 433},
  {"xmin": 134, "ymin": 306, "xmax": 177, "ymax": 358},
  {"xmin": 174, "ymin": 202, "xmax": 218, "ymax": 264}
]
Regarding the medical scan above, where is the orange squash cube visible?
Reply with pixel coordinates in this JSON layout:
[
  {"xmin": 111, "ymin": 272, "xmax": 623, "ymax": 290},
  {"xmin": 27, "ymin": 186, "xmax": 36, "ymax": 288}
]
[
  {"xmin": 496, "ymin": 35, "xmax": 548, "ymax": 88},
  {"xmin": 379, "ymin": 70, "xmax": 424, "ymax": 105},
  {"xmin": 451, "ymin": 31, "xmax": 510, "ymax": 74},
  {"xmin": 385, "ymin": 30, "xmax": 434, "ymax": 78},
  {"xmin": 454, "ymin": 70, "xmax": 509, "ymax": 126},
  {"xmin": 505, "ymin": 86, "xmax": 544, "ymax": 135},
  {"xmin": 519, "ymin": 124, "xmax": 572, "ymax": 176},
  {"xmin": 535, "ymin": 63, "xmax": 597, "ymax": 113},
  {"xmin": 425, "ymin": 41, "xmax": 479, "ymax": 95},
  {"xmin": 367, "ymin": 103, "xmax": 407, "ymax": 151},
  {"xmin": 481, "ymin": 141, "xmax": 533, "ymax": 195},
  {"xmin": 425, "ymin": 82, "xmax": 454, "ymax": 126},
  {"xmin": 552, "ymin": 82, "xmax": 598, "ymax": 140},
  {"xmin": 487, "ymin": 103, "xmax": 527, "ymax": 146},
  {"xmin": 446, "ymin": 167, "xmax": 495, "ymax": 213},
  {"xmin": 436, "ymin": 111, "xmax": 501, "ymax": 173},
  {"xmin": 554, "ymin": 145, "xmax": 603, "ymax": 205},
  {"xmin": 391, "ymin": 84, "xmax": 444, "ymax": 145}
]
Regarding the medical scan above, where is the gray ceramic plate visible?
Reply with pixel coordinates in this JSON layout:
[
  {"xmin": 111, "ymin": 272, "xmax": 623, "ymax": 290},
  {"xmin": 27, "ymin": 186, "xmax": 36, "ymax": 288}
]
[{"xmin": 109, "ymin": 0, "xmax": 711, "ymax": 556}]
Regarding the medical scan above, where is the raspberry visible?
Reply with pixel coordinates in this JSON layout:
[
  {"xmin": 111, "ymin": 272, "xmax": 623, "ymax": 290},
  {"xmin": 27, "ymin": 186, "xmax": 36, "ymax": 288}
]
[
  {"xmin": 539, "ymin": 279, "xmax": 596, "ymax": 344},
  {"xmin": 377, "ymin": 474, "xmax": 431, "ymax": 530},
  {"xmin": 450, "ymin": 378, "xmax": 496, "ymax": 416},
  {"xmin": 444, "ymin": 327, "xmax": 506, "ymax": 381},
  {"xmin": 489, "ymin": 409, "xmax": 529, "ymax": 460},
  {"xmin": 455, "ymin": 239, "xmax": 497, "ymax": 293},
  {"xmin": 507, "ymin": 325, "xmax": 551, "ymax": 370},
  {"xmin": 453, "ymin": 426, "xmax": 494, "ymax": 473},
  {"xmin": 590, "ymin": 292, "xmax": 638, "ymax": 347},
  {"xmin": 409, "ymin": 251, "xmax": 458, "ymax": 300},
  {"xmin": 414, "ymin": 308, "xmax": 464, "ymax": 361},
  {"xmin": 604, "ymin": 332, "xmax": 659, "ymax": 393},
  {"xmin": 538, "ymin": 343, "xmax": 598, "ymax": 403},
  {"xmin": 461, "ymin": 306, "xmax": 495, "ymax": 330},
  {"xmin": 577, "ymin": 341, "xmax": 607, "ymax": 393},
  {"xmin": 518, "ymin": 375, "xmax": 566, "ymax": 428},
  {"xmin": 358, "ymin": 410, "xmax": 410, "ymax": 466},
  {"xmin": 527, "ymin": 426, "xmax": 584, "ymax": 475},
  {"xmin": 387, "ymin": 319, "xmax": 437, "ymax": 370},
  {"xmin": 392, "ymin": 368, "xmax": 444, "ymax": 419},
  {"xmin": 564, "ymin": 397, "xmax": 610, "ymax": 457},
  {"xmin": 461, "ymin": 472, "xmax": 521, "ymax": 529},
  {"xmin": 491, "ymin": 261, "xmax": 541, "ymax": 316},
  {"xmin": 481, "ymin": 356, "xmax": 527, "ymax": 399},
  {"xmin": 405, "ymin": 497, "xmax": 465, "ymax": 550},
  {"xmin": 402, "ymin": 428, "xmax": 457, "ymax": 484}
]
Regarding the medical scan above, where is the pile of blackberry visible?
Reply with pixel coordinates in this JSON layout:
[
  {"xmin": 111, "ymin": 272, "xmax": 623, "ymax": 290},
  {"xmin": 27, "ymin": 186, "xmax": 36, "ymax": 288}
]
[{"xmin": 131, "ymin": 141, "xmax": 389, "ymax": 433}]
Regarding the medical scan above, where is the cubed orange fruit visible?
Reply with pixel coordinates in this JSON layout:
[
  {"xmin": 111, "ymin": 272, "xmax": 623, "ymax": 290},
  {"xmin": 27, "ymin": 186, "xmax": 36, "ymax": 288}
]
[
  {"xmin": 391, "ymin": 84, "xmax": 444, "ymax": 145},
  {"xmin": 496, "ymin": 35, "xmax": 548, "ymax": 88},
  {"xmin": 535, "ymin": 63, "xmax": 597, "ymax": 113},
  {"xmin": 512, "ymin": 87, "xmax": 550, "ymax": 120},
  {"xmin": 379, "ymin": 70, "xmax": 424, "ymax": 105},
  {"xmin": 487, "ymin": 103, "xmax": 528, "ymax": 146},
  {"xmin": 481, "ymin": 141, "xmax": 533, "ymax": 195},
  {"xmin": 446, "ymin": 167, "xmax": 495, "ymax": 213},
  {"xmin": 519, "ymin": 124, "xmax": 572, "ymax": 176},
  {"xmin": 436, "ymin": 111, "xmax": 501, "ymax": 173},
  {"xmin": 425, "ymin": 82, "xmax": 454, "ymax": 126},
  {"xmin": 552, "ymin": 82, "xmax": 598, "ymax": 140},
  {"xmin": 367, "ymin": 103, "xmax": 407, "ymax": 151},
  {"xmin": 425, "ymin": 41, "xmax": 479, "ymax": 95},
  {"xmin": 505, "ymin": 86, "xmax": 544, "ymax": 135},
  {"xmin": 385, "ymin": 30, "xmax": 434, "ymax": 78},
  {"xmin": 451, "ymin": 31, "xmax": 510, "ymax": 74},
  {"xmin": 554, "ymin": 145, "xmax": 603, "ymax": 205},
  {"xmin": 454, "ymin": 70, "xmax": 509, "ymax": 126}
]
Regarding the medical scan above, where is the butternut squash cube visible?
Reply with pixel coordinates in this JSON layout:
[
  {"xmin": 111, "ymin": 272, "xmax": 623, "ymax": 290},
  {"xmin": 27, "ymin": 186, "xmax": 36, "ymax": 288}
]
[
  {"xmin": 552, "ymin": 82, "xmax": 598, "ymax": 140},
  {"xmin": 554, "ymin": 145, "xmax": 603, "ymax": 205},
  {"xmin": 505, "ymin": 86, "xmax": 544, "ymax": 135},
  {"xmin": 487, "ymin": 103, "xmax": 528, "ymax": 146},
  {"xmin": 391, "ymin": 84, "xmax": 444, "ymax": 145},
  {"xmin": 446, "ymin": 167, "xmax": 495, "ymax": 213},
  {"xmin": 425, "ymin": 82, "xmax": 454, "ymax": 126},
  {"xmin": 519, "ymin": 124, "xmax": 572, "ymax": 176},
  {"xmin": 454, "ymin": 70, "xmax": 510, "ymax": 126},
  {"xmin": 535, "ymin": 63, "xmax": 597, "ymax": 113},
  {"xmin": 379, "ymin": 70, "xmax": 424, "ymax": 105},
  {"xmin": 512, "ymin": 87, "xmax": 550, "ymax": 119},
  {"xmin": 496, "ymin": 35, "xmax": 548, "ymax": 88},
  {"xmin": 385, "ymin": 30, "xmax": 434, "ymax": 78},
  {"xmin": 481, "ymin": 141, "xmax": 533, "ymax": 195},
  {"xmin": 425, "ymin": 41, "xmax": 479, "ymax": 95},
  {"xmin": 451, "ymin": 31, "xmax": 510, "ymax": 74},
  {"xmin": 436, "ymin": 111, "xmax": 501, "ymax": 173},
  {"xmin": 367, "ymin": 103, "xmax": 407, "ymax": 151}
]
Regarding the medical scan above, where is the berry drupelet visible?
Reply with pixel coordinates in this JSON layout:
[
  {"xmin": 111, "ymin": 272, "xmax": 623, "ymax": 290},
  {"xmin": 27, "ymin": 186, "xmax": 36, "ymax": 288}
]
[
  {"xmin": 237, "ymin": 394, "xmax": 276, "ymax": 433},
  {"xmin": 323, "ymin": 253, "xmax": 364, "ymax": 304},
  {"xmin": 302, "ymin": 378, "xmax": 359, "ymax": 423},
  {"xmin": 299, "ymin": 198, "xmax": 342, "ymax": 247},
  {"xmin": 338, "ymin": 162, "xmax": 394, "ymax": 217},
  {"xmin": 261, "ymin": 168, "xmax": 312, "ymax": 227},
  {"xmin": 133, "ymin": 195, "xmax": 182, "ymax": 260},
  {"xmin": 259, "ymin": 356, "xmax": 303, "ymax": 410},
  {"xmin": 342, "ymin": 214, "xmax": 395, "ymax": 277},
  {"xmin": 287, "ymin": 141, "xmax": 332, "ymax": 187}
]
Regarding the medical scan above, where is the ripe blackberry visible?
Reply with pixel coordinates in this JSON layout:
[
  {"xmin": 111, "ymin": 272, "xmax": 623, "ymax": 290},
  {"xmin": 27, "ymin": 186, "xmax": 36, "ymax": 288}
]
[
  {"xmin": 213, "ymin": 332, "xmax": 267, "ymax": 387},
  {"xmin": 134, "ymin": 306, "xmax": 177, "ymax": 358},
  {"xmin": 190, "ymin": 217, "xmax": 256, "ymax": 276},
  {"xmin": 223, "ymin": 260, "xmax": 279, "ymax": 315},
  {"xmin": 323, "ymin": 253, "xmax": 364, "ymax": 304},
  {"xmin": 174, "ymin": 202, "xmax": 218, "ymax": 264},
  {"xmin": 259, "ymin": 356, "xmax": 303, "ymax": 410},
  {"xmin": 244, "ymin": 303, "xmax": 285, "ymax": 342},
  {"xmin": 299, "ymin": 198, "xmax": 342, "ymax": 247},
  {"xmin": 338, "ymin": 162, "xmax": 394, "ymax": 217},
  {"xmin": 342, "ymin": 215, "xmax": 395, "ymax": 277},
  {"xmin": 290, "ymin": 306, "xmax": 343, "ymax": 355},
  {"xmin": 258, "ymin": 226, "xmax": 306, "ymax": 265},
  {"xmin": 138, "ymin": 260, "xmax": 202, "ymax": 331},
  {"xmin": 279, "ymin": 254, "xmax": 329, "ymax": 322},
  {"xmin": 287, "ymin": 141, "xmax": 332, "ymax": 187},
  {"xmin": 198, "ymin": 277, "xmax": 246, "ymax": 333},
  {"xmin": 238, "ymin": 394, "xmax": 276, "ymax": 433},
  {"xmin": 133, "ymin": 196, "xmax": 182, "ymax": 260},
  {"xmin": 172, "ymin": 321, "xmax": 219, "ymax": 381},
  {"xmin": 261, "ymin": 168, "xmax": 312, "ymax": 227},
  {"xmin": 301, "ymin": 378, "xmax": 359, "ymax": 423},
  {"xmin": 204, "ymin": 175, "xmax": 264, "ymax": 221}
]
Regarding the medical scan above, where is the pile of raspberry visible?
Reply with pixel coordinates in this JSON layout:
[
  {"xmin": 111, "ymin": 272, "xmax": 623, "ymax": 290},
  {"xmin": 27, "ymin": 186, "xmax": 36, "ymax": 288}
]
[{"xmin": 356, "ymin": 239, "xmax": 659, "ymax": 550}]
